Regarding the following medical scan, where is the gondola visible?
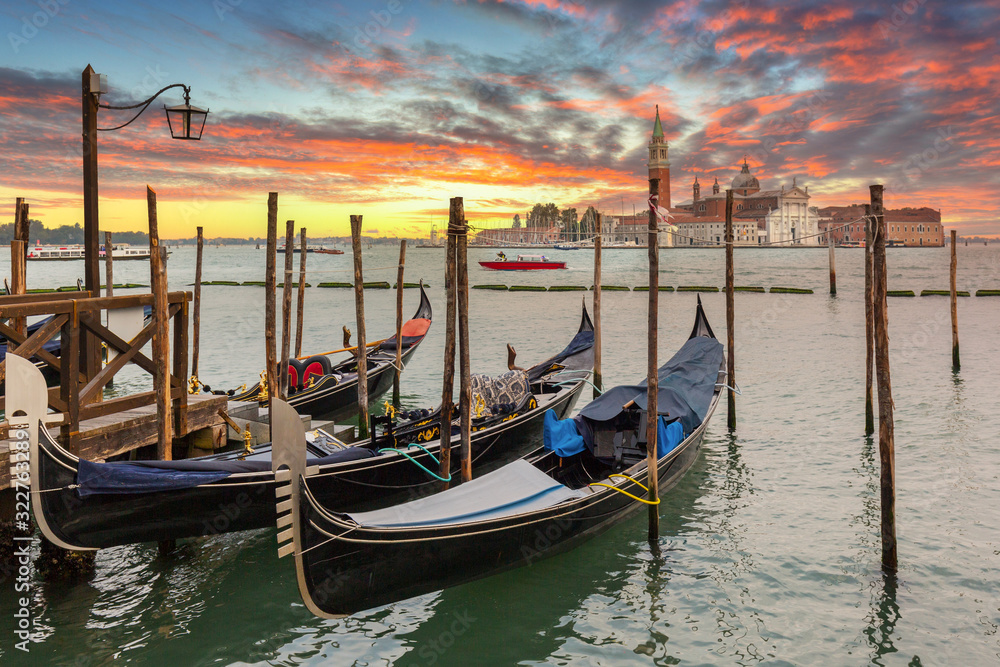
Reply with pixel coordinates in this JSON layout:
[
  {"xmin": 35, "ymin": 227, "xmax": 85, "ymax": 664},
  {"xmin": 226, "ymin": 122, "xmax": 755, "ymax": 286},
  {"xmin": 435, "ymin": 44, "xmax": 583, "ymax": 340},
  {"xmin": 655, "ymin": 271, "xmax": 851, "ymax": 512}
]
[
  {"xmin": 224, "ymin": 282, "xmax": 432, "ymax": 421},
  {"xmin": 14, "ymin": 302, "xmax": 594, "ymax": 551},
  {"xmin": 274, "ymin": 298, "xmax": 723, "ymax": 618}
]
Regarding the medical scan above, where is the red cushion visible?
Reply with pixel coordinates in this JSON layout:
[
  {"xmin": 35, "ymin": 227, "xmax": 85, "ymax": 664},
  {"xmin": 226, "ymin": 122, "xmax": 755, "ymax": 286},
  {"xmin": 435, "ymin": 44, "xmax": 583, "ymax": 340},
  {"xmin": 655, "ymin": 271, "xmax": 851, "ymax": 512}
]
[
  {"xmin": 303, "ymin": 361, "xmax": 326, "ymax": 384},
  {"xmin": 287, "ymin": 365, "xmax": 300, "ymax": 389},
  {"xmin": 400, "ymin": 318, "xmax": 431, "ymax": 337}
]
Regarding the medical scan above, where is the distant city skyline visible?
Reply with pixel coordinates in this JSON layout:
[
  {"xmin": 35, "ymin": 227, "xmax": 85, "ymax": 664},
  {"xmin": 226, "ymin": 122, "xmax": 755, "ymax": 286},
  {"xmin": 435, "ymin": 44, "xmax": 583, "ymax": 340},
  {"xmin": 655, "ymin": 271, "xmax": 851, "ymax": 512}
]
[{"xmin": 1, "ymin": 0, "xmax": 997, "ymax": 238}]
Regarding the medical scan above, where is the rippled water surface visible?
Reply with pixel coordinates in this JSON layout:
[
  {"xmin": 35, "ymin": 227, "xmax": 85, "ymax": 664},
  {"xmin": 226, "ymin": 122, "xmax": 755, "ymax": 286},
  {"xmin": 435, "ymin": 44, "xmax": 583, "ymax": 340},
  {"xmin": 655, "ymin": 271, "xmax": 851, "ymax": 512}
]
[{"xmin": 2, "ymin": 244, "xmax": 999, "ymax": 665}]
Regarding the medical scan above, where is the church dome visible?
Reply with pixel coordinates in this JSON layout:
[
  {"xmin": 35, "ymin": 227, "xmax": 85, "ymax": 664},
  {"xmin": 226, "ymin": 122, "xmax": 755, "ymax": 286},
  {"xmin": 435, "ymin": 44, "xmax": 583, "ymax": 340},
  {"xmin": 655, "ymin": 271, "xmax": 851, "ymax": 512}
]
[{"xmin": 731, "ymin": 159, "xmax": 759, "ymax": 191}]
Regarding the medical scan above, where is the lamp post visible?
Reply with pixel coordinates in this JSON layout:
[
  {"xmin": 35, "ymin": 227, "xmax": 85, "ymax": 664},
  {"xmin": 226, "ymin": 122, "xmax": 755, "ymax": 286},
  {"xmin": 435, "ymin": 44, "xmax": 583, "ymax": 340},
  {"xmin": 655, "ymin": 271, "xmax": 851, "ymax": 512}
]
[{"xmin": 80, "ymin": 64, "xmax": 208, "ymax": 379}]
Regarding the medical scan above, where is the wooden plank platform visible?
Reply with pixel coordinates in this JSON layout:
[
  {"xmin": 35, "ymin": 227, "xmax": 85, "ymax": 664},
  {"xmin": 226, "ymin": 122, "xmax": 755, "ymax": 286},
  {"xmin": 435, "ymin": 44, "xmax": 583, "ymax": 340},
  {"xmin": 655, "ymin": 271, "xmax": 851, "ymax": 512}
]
[{"xmin": 2, "ymin": 395, "xmax": 256, "ymax": 488}]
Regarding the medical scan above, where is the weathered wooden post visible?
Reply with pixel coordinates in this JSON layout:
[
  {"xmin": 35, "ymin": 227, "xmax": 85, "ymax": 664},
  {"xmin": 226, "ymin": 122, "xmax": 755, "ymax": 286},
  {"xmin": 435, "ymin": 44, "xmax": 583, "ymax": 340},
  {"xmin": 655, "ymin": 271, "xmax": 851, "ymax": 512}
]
[
  {"xmin": 393, "ymin": 240, "xmax": 407, "ymax": 406},
  {"xmin": 147, "ymin": 186, "xmax": 172, "ymax": 462},
  {"xmin": 280, "ymin": 220, "xmax": 295, "ymax": 399},
  {"xmin": 456, "ymin": 205, "xmax": 472, "ymax": 484},
  {"xmin": 950, "ymin": 229, "xmax": 960, "ymax": 370},
  {"xmin": 646, "ymin": 178, "xmax": 660, "ymax": 540},
  {"xmin": 102, "ymin": 231, "xmax": 113, "ymax": 298},
  {"xmin": 725, "ymin": 190, "xmax": 736, "ymax": 431},
  {"xmin": 294, "ymin": 227, "xmax": 307, "ymax": 358},
  {"xmin": 9, "ymin": 241, "xmax": 26, "ymax": 342},
  {"xmin": 593, "ymin": 215, "xmax": 603, "ymax": 397},
  {"xmin": 10, "ymin": 199, "xmax": 29, "ymax": 339},
  {"xmin": 828, "ymin": 232, "xmax": 837, "ymax": 296},
  {"xmin": 870, "ymin": 184, "xmax": 897, "ymax": 572},
  {"xmin": 350, "ymin": 215, "xmax": 369, "ymax": 438},
  {"xmin": 864, "ymin": 206, "xmax": 875, "ymax": 436},
  {"xmin": 265, "ymin": 193, "xmax": 278, "ymax": 435},
  {"xmin": 439, "ymin": 199, "xmax": 461, "ymax": 486},
  {"xmin": 192, "ymin": 226, "xmax": 204, "ymax": 381}
]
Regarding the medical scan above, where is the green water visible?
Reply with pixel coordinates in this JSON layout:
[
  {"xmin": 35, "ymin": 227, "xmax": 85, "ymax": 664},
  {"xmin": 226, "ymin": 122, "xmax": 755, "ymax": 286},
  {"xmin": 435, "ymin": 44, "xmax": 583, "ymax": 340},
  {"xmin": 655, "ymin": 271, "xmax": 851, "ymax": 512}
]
[{"xmin": 2, "ymin": 244, "xmax": 999, "ymax": 665}]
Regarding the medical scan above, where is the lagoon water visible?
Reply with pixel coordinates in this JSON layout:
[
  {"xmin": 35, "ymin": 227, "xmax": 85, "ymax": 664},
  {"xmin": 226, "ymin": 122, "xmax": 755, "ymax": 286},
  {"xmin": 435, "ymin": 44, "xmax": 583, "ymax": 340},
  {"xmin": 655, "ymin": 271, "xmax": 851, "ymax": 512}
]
[{"xmin": 2, "ymin": 243, "xmax": 999, "ymax": 665}]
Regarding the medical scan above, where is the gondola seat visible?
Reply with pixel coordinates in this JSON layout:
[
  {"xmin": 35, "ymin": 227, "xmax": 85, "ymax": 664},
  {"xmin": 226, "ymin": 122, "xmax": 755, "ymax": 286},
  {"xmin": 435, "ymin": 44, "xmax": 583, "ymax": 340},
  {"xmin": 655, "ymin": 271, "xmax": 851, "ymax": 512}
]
[{"xmin": 287, "ymin": 355, "xmax": 334, "ymax": 390}]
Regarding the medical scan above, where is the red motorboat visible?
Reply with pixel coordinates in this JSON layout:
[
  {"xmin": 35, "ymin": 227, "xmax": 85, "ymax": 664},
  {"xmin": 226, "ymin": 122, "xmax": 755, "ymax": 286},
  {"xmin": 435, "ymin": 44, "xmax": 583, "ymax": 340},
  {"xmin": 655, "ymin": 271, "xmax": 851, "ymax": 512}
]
[{"xmin": 479, "ymin": 253, "xmax": 567, "ymax": 271}]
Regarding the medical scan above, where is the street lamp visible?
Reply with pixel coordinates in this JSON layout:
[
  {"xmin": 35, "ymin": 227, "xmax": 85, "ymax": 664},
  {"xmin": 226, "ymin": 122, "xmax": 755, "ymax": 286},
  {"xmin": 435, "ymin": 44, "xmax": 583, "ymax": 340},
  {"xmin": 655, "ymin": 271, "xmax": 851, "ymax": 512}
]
[
  {"xmin": 80, "ymin": 64, "xmax": 209, "ymax": 379},
  {"xmin": 164, "ymin": 88, "xmax": 209, "ymax": 141}
]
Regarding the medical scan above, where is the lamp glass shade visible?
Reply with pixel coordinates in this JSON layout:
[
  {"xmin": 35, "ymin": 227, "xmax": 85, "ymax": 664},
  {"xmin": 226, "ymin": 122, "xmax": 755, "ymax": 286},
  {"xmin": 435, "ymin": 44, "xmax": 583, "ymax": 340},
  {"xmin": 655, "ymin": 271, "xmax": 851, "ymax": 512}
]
[{"xmin": 164, "ymin": 103, "xmax": 209, "ymax": 140}]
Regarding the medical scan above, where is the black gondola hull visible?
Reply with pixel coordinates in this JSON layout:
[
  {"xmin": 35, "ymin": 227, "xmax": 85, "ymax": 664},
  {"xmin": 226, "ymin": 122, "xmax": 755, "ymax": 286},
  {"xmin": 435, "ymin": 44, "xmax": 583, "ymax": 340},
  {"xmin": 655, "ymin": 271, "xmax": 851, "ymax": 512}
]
[
  {"xmin": 33, "ymin": 378, "xmax": 586, "ymax": 548},
  {"xmin": 295, "ymin": 393, "xmax": 716, "ymax": 616}
]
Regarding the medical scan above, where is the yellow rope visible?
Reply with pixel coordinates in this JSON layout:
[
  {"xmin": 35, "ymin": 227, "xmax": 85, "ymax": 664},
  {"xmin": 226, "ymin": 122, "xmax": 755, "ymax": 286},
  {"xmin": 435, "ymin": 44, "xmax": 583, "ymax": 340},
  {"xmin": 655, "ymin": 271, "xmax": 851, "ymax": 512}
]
[{"xmin": 589, "ymin": 473, "xmax": 660, "ymax": 505}]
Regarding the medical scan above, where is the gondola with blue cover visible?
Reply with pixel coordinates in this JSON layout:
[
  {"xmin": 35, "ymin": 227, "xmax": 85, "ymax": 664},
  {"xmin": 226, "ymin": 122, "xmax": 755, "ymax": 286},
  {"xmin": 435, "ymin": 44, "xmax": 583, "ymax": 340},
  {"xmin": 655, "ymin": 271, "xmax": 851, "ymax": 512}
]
[{"xmin": 274, "ymin": 297, "xmax": 722, "ymax": 618}]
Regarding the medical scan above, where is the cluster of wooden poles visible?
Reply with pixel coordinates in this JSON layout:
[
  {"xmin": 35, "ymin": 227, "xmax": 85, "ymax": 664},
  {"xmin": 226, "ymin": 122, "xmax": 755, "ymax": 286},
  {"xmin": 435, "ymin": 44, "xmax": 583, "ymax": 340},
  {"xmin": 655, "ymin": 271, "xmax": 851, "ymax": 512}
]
[
  {"xmin": 251, "ymin": 194, "xmax": 412, "ymax": 442},
  {"xmin": 72, "ymin": 184, "xmax": 966, "ymax": 562}
]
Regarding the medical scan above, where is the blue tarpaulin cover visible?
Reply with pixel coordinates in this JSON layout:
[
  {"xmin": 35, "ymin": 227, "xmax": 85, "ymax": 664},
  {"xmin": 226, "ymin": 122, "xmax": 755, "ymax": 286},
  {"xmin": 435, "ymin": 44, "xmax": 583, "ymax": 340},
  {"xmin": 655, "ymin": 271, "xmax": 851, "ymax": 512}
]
[
  {"xmin": 544, "ymin": 411, "xmax": 686, "ymax": 459},
  {"xmin": 543, "ymin": 409, "xmax": 586, "ymax": 457},
  {"xmin": 657, "ymin": 419, "xmax": 684, "ymax": 458},
  {"xmin": 76, "ymin": 459, "xmax": 232, "ymax": 498}
]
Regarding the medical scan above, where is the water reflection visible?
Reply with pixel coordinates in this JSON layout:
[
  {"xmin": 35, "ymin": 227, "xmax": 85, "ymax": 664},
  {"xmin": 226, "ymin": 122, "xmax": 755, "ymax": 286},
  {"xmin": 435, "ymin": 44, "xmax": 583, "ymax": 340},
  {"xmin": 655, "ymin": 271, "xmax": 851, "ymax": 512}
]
[
  {"xmin": 390, "ymin": 447, "xmax": 714, "ymax": 666},
  {"xmin": 864, "ymin": 571, "xmax": 901, "ymax": 666}
]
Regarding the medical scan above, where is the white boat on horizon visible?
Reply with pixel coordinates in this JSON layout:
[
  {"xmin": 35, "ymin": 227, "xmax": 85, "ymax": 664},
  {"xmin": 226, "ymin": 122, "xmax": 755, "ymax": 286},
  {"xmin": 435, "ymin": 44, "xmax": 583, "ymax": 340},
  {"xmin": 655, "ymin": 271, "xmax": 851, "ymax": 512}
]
[{"xmin": 26, "ymin": 243, "xmax": 152, "ymax": 261}]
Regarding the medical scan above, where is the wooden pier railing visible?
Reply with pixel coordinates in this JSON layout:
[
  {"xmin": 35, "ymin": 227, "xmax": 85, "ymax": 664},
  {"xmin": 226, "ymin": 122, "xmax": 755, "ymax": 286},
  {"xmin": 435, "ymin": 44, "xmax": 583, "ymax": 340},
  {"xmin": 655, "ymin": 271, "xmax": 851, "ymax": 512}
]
[{"xmin": 0, "ymin": 291, "xmax": 190, "ymax": 453}]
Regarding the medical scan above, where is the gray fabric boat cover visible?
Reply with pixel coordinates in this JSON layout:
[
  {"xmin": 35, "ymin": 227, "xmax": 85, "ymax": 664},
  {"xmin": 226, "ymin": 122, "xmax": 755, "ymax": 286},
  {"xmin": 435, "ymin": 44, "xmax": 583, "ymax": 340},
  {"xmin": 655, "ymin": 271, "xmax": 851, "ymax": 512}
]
[
  {"xmin": 346, "ymin": 459, "xmax": 584, "ymax": 529},
  {"xmin": 576, "ymin": 336, "xmax": 723, "ymax": 434}
]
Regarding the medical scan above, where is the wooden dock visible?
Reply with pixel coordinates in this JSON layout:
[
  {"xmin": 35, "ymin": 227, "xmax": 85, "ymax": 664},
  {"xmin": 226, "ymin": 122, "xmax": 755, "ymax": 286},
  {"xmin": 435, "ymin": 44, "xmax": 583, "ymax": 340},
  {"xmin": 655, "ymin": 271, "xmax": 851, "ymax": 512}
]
[{"xmin": 0, "ymin": 395, "xmax": 255, "ymax": 489}]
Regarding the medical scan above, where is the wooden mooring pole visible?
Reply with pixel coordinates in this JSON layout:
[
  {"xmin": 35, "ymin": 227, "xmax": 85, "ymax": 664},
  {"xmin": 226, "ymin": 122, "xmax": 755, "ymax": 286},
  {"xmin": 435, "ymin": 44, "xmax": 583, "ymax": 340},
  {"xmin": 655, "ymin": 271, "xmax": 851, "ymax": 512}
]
[
  {"xmin": 725, "ymin": 190, "xmax": 736, "ymax": 431},
  {"xmin": 864, "ymin": 206, "xmax": 875, "ymax": 436},
  {"xmin": 950, "ymin": 229, "xmax": 960, "ymax": 370},
  {"xmin": 393, "ymin": 240, "xmax": 407, "ymax": 407},
  {"xmin": 646, "ymin": 178, "xmax": 660, "ymax": 540},
  {"xmin": 280, "ymin": 220, "xmax": 295, "ymax": 399},
  {"xmin": 294, "ymin": 228, "xmax": 307, "ymax": 358},
  {"xmin": 192, "ymin": 226, "xmax": 204, "ymax": 381},
  {"xmin": 265, "ymin": 193, "xmax": 278, "ymax": 436},
  {"xmin": 828, "ymin": 232, "xmax": 837, "ymax": 296},
  {"xmin": 147, "ymin": 186, "xmax": 172, "ymax": 462},
  {"xmin": 10, "ymin": 199, "xmax": 29, "ymax": 339},
  {"xmin": 9, "ymin": 241, "xmax": 26, "ymax": 341},
  {"xmin": 456, "ymin": 204, "xmax": 472, "ymax": 484},
  {"xmin": 350, "ymin": 215, "xmax": 369, "ymax": 438},
  {"xmin": 439, "ymin": 199, "xmax": 461, "ymax": 487},
  {"xmin": 870, "ymin": 184, "xmax": 897, "ymax": 572},
  {"xmin": 593, "ymin": 215, "xmax": 602, "ymax": 397},
  {"xmin": 104, "ymin": 231, "xmax": 114, "ymax": 298}
]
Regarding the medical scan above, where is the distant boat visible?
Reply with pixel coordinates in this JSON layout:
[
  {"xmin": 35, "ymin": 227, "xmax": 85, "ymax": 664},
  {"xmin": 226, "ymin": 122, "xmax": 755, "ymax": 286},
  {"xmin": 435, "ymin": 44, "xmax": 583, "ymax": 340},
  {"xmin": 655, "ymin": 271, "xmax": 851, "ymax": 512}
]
[
  {"xmin": 276, "ymin": 246, "xmax": 344, "ymax": 255},
  {"xmin": 27, "ymin": 243, "xmax": 151, "ymax": 261},
  {"xmin": 553, "ymin": 244, "xmax": 581, "ymax": 250},
  {"xmin": 479, "ymin": 253, "xmax": 567, "ymax": 271}
]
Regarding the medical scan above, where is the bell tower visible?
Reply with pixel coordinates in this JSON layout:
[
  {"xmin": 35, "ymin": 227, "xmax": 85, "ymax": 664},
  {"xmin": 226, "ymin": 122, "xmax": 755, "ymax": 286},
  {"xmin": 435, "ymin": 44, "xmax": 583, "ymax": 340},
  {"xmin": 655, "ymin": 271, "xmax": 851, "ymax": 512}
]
[
  {"xmin": 648, "ymin": 105, "xmax": 671, "ymax": 209},
  {"xmin": 693, "ymin": 177, "xmax": 701, "ymax": 202}
]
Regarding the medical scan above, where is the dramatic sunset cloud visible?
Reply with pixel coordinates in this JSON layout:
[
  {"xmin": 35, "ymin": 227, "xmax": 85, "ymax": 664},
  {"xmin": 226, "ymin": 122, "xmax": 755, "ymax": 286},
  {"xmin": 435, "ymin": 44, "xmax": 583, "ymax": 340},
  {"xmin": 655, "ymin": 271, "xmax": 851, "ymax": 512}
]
[{"xmin": 0, "ymin": 0, "xmax": 997, "ymax": 238}]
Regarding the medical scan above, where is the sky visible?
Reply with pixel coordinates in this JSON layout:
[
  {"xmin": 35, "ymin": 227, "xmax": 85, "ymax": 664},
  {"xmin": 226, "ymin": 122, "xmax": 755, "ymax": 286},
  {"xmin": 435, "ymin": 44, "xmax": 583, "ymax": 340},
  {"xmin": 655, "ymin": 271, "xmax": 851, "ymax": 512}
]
[{"xmin": 1, "ymin": 0, "xmax": 998, "ymax": 239}]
